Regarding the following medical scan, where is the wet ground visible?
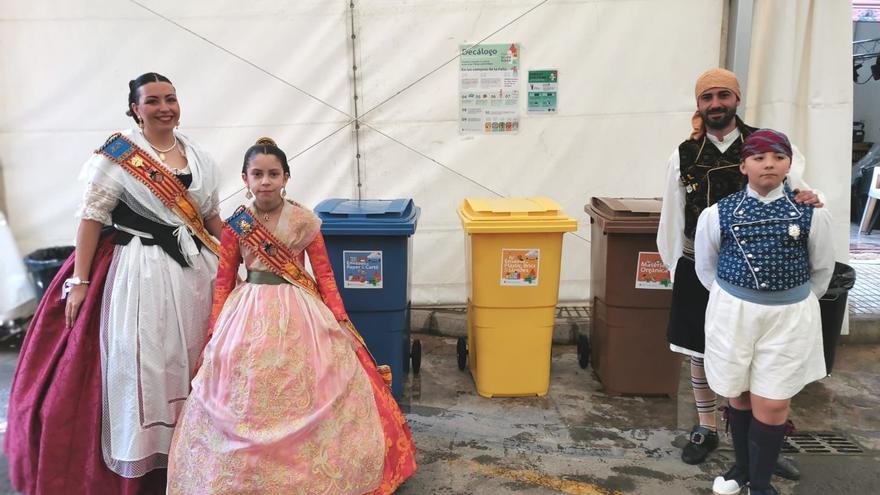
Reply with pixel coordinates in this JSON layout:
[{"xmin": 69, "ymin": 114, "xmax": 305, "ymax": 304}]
[
  {"xmin": 394, "ymin": 336, "xmax": 880, "ymax": 494},
  {"xmin": 0, "ymin": 334, "xmax": 878, "ymax": 494}
]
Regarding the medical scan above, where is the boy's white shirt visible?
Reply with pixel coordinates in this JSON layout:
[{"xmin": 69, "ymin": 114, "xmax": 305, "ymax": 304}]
[
  {"xmin": 694, "ymin": 183, "xmax": 835, "ymax": 297},
  {"xmin": 656, "ymin": 127, "xmax": 813, "ymax": 278}
]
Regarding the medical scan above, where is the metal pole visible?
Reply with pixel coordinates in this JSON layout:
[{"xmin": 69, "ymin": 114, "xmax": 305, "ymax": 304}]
[
  {"xmin": 725, "ymin": 0, "xmax": 754, "ymax": 103},
  {"xmin": 349, "ymin": 1, "xmax": 363, "ymax": 200}
]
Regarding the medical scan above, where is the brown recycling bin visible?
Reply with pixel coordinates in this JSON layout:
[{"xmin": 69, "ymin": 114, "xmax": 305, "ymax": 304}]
[{"xmin": 585, "ymin": 197, "xmax": 681, "ymax": 396}]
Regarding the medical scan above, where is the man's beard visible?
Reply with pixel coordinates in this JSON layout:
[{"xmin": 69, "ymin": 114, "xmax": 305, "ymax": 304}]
[{"xmin": 700, "ymin": 106, "xmax": 737, "ymax": 130}]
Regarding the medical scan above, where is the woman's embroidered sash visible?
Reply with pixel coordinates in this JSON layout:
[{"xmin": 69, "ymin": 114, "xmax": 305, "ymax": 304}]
[
  {"xmin": 226, "ymin": 205, "xmax": 392, "ymax": 385},
  {"xmin": 97, "ymin": 133, "xmax": 220, "ymax": 256}
]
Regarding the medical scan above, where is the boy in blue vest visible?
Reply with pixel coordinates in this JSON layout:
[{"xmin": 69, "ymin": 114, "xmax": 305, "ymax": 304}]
[{"xmin": 694, "ymin": 129, "xmax": 834, "ymax": 495}]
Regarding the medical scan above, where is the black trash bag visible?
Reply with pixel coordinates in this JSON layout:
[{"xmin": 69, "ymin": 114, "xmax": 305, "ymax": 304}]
[
  {"xmin": 819, "ymin": 262, "xmax": 856, "ymax": 375},
  {"xmin": 23, "ymin": 246, "xmax": 75, "ymax": 301},
  {"xmin": 822, "ymin": 262, "xmax": 856, "ymax": 299}
]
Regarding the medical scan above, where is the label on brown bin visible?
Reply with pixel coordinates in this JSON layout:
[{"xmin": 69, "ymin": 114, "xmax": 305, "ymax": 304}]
[
  {"xmin": 635, "ymin": 252, "xmax": 672, "ymax": 290},
  {"xmin": 501, "ymin": 248, "xmax": 540, "ymax": 286}
]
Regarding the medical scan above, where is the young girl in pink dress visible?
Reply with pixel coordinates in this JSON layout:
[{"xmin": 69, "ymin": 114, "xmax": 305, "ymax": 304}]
[{"xmin": 167, "ymin": 138, "xmax": 416, "ymax": 494}]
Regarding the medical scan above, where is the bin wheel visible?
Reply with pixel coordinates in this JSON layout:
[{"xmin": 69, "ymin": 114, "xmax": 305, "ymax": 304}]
[
  {"xmin": 411, "ymin": 339, "xmax": 422, "ymax": 375},
  {"xmin": 456, "ymin": 337, "xmax": 467, "ymax": 371},
  {"xmin": 576, "ymin": 334, "xmax": 590, "ymax": 370}
]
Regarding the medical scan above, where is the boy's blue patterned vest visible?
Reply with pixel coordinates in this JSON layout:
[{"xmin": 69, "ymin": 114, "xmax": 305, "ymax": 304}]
[{"xmin": 717, "ymin": 186, "xmax": 813, "ymax": 296}]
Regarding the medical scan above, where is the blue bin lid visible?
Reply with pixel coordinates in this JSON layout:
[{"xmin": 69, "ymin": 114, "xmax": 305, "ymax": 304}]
[{"xmin": 314, "ymin": 198, "xmax": 420, "ymax": 236}]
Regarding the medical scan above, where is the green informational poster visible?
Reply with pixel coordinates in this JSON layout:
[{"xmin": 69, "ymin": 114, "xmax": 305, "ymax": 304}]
[
  {"xmin": 459, "ymin": 43, "xmax": 520, "ymax": 134},
  {"xmin": 527, "ymin": 69, "xmax": 558, "ymax": 114}
]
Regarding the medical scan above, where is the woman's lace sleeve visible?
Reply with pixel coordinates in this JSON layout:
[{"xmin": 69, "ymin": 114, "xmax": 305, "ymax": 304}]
[{"xmin": 77, "ymin": 181, "xmax": 121, "ymax": 225}]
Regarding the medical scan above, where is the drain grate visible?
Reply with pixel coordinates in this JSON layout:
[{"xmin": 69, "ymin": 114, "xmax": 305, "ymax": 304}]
[{"xmin": 782, "ymin": 432, "xmax": 864, "ymax": 455}]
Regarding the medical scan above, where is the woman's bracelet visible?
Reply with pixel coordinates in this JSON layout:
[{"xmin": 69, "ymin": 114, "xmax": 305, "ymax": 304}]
[{"xmin": 62, "ymin": 277, "xmax": 91, "ymax": 299}]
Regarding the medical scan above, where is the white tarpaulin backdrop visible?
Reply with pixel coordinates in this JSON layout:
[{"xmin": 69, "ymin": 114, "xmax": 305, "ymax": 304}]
[
  {"xmin": 0, "ymin": 0, "xmax": 852, "ymax": 305},
  {"xmin": 745, "ymin": 0, "xmax": 853, "ymax": 261}
]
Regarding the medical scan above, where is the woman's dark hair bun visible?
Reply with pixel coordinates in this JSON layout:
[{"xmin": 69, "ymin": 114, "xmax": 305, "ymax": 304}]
[{"xmin": 126, "ymin": 72, "xmax": 172, "ymax": 123}]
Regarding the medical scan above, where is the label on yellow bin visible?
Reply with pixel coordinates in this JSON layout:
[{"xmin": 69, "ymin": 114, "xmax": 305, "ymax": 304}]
[
  {"xmin": 500, "ymin": 248, "xmax": 540, "ymax": 286},
  {"xmin": 635, "ymin": 251, "xmax": 672, "ymax": 290}
]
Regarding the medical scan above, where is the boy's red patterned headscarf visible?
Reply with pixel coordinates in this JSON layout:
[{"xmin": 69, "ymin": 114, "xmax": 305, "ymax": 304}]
[{"xmin": 741, "ymin": 128, "xmax": 792, "ymax": 161}]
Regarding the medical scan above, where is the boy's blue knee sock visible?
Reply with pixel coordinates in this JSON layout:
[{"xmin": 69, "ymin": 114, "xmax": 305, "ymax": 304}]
[
  {"xmin": 748, "ymin": 417, "xmax": 786, "ymax": 490},
  {"xmin": 727, "ymin": 405, "xmax": 752, "ymax": 471}
]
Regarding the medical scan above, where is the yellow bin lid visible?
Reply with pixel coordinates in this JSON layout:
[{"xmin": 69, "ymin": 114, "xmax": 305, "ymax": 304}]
[{"xmin": 458, "ymin": 197, "xmax": 578, "ymax": 233}]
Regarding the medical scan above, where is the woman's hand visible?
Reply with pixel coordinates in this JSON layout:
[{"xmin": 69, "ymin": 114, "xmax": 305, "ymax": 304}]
[
  {"xmin": 793, "ymin": 189, "xmax": 823, "ymax": 208},
  {"xmin": 65, "ymin": 284, "xmax": 88, "ymax": 328},
  {"xmin": 66, "ymin": 218, "xmax": 103, "ymax": 329}
]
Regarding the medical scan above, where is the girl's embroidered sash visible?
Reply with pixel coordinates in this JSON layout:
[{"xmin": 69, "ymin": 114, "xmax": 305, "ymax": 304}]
[
  {"xmin": 97, "ymin": 133, "xmax": 220, "ymax": 256},
  {"xmin": 227, "ymin": 205, "xmax": 323, "ymax": 294},
  {"xmin": 226, "ymin": 205, "xmax": 392, "ymax": 385}
]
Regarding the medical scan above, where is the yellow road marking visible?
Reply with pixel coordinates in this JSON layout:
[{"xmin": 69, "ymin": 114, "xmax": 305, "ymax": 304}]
[{"xmin": 468, "ymin": 461, "xmax": 625, "ymax": 495}]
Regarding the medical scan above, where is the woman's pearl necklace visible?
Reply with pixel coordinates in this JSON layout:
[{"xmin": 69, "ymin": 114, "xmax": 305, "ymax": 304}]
[{"xmin": 146, "ymin": 137, "xmax": 178, "ymax": 162}]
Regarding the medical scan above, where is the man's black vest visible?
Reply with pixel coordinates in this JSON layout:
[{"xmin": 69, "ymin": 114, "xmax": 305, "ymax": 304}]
[{"xmin": 678, "ymin": 116, "xmax": 758, "ymax": 240}]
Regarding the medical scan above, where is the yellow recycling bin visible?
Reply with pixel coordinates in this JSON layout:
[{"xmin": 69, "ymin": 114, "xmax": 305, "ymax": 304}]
[{"xmin": 458, "ymin": 197, "xmax": 577, "ymax": 397}]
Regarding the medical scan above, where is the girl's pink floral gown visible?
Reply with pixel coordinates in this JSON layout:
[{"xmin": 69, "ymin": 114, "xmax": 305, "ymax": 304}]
[{"xmin": 167, "ymin": 201, "xmax": 416, "ymax": 494}]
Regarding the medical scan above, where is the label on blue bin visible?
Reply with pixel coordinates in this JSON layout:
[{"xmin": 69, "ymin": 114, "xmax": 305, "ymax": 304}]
[
  {"xmin": 500, "ymin": 248, "xmax": 540, "ymax": 286},
  {"xmin": 343, "ymin": 250, "xmax": 383, "ymax": 289}
]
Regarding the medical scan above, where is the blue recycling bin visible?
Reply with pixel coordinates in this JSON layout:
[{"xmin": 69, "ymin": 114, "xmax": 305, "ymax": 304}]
[{"xmin": 314, "ymin": 198, "xmax": 421, "ymax": 400}]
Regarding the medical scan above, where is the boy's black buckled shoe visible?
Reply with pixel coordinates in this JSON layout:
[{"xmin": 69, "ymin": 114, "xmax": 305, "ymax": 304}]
[{"xmin": 682, "ymin": 425, "xmax": 719, "ymax": 464}]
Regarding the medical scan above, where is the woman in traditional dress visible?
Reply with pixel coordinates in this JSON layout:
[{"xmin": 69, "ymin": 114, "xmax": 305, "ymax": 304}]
[
  {"xmin": 167, "ymin": 138, "xmax": 417, "ymax": 494},
  {"xmin": 5, "ymin": 72, "xmax": 222, "ymax": 494}
]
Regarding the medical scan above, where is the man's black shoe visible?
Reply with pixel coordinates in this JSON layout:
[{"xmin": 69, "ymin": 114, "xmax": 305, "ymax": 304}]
[
  {"xmin": 773, "ymin": 455, "xmax": 800, "ymax": 481},
  {"xmin": 682, "ymin": 425, "xmax": 719, "ymax": 465}
]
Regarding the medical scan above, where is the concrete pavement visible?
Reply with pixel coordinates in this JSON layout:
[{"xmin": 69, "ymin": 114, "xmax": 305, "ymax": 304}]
[{"xmin": 1, "ymin": 334, "xmax": 878, "ymax": 494}]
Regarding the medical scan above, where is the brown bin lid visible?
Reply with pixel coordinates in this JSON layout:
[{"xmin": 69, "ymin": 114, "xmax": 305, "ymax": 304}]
[{"xmin": 585, "ymin": 197, "xmax": 662, "ymax": 234}]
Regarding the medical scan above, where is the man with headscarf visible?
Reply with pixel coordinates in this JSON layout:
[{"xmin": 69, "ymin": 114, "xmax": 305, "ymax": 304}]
[{"xmin": 656, "ymin": 68, "xmax": 819, "ymax": 474}]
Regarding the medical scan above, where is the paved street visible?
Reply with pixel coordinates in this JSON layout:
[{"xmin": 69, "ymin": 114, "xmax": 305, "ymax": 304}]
[{"xmin": 3, "ymin": 334, "xmax": 878, "ymax": 494}]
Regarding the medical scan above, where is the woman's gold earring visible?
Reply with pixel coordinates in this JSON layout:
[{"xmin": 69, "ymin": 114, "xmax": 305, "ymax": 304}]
[
  {"xmin": 245, "ymin": 190, "xmax": 253, "ymax": 199},
  {"xmin": 137, "ymin": 119, "xmax": 144, "ymax": 130}
]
